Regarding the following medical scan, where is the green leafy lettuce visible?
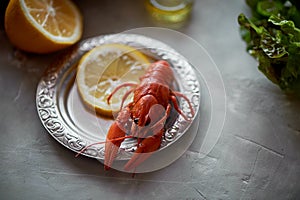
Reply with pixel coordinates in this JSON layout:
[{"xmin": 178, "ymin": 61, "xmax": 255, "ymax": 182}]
[{"xmin": 238, "ymin": 0, "xmax": 300, "ymax": 94}]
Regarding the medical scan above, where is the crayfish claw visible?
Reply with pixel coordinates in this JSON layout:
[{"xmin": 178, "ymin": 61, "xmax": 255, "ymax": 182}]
[
  {"xmin": 104, "ymin": 141, "xmax": 121, "ymax": 170},
  {"xmin": 124, "ymin": 131, "xmax": 163, "ymax": 171},
  {"xmin": 104, "ymin": 122, "xmax": 127, "ymax": 170}
]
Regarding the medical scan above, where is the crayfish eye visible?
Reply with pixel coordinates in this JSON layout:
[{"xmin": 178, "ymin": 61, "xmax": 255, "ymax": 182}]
[{"xmin": 134, "ymin": 118, "xmax": 139, "ymax": 124}]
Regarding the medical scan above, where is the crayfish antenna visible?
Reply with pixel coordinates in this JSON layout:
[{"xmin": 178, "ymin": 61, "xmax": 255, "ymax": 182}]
[
  {"xmin": 75, "ymin": 141, "xmax": 107, "ymax": 158},
  {"xmin": 75, "ymin": 134, "xmax": 132, "ymax": 171}
]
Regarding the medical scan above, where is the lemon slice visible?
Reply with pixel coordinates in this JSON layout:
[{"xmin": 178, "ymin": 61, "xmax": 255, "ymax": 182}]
[
  {"xmin": 76, "ymin": 44, "xmax": 150, "ymax": 117},
  {"xmin": 5, "ymin": 0, "xmax": 83, "ymax": 53}
]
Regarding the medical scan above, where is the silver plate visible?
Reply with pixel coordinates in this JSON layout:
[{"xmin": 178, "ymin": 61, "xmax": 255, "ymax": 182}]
[{"xmin": 36, "ymin": 34, "xmax": 200, "ymax": 161}]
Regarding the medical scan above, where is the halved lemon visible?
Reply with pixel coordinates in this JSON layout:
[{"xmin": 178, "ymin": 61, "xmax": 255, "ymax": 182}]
[
  {"xmin": 76, "ymin": 43, "xmax": 150, "ymax": 117},
  {"xmin": 5, "ymin": 0, "xmax": 83, "ymax": 54}
]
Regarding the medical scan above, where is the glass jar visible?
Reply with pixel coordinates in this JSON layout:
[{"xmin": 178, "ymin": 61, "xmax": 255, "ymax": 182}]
[{"xmin": 145, "ymin": 0, "xmax": 194, "ymax": 24}]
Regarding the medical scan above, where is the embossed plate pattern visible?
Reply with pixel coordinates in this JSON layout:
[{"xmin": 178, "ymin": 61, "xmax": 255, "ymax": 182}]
[{"xmin": 36, "ymin": 34, "xmax": 200, "ymax": 160}]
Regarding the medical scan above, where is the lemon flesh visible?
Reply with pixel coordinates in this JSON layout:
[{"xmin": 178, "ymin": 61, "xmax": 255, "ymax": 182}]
[{"xmin": 76, "ymin": 44, "xmax": 150, "ymax": 117}]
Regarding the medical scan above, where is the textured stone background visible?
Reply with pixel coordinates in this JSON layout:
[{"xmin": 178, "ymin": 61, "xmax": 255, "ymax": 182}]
[{"xmin": 1, "ymin": 0, "xmax": 300, "ymax": 199}]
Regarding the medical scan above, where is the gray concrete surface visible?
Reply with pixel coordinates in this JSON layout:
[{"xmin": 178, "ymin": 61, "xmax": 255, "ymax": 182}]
[{"xmin": 1, "ymin": 0, "xmax": 300, "ymax": 199}]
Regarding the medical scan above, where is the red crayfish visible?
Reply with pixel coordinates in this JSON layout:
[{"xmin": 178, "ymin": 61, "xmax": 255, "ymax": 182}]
[{"xmin": 103, "ymin": 60, "xmax": 195, "ymax": 171}]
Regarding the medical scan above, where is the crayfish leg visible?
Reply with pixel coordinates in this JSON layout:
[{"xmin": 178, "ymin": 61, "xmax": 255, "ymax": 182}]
[
  {"xmin": 170, "ymin": 92, "xmax": 194, "ymax": 121},
  {"xmin": 107, "ymin": 82, "xmax": 137, "ymax": 104}
]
